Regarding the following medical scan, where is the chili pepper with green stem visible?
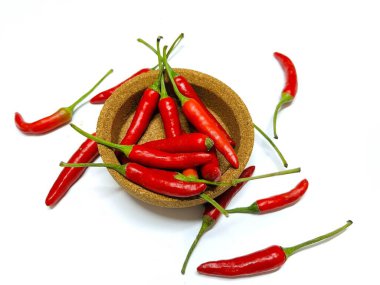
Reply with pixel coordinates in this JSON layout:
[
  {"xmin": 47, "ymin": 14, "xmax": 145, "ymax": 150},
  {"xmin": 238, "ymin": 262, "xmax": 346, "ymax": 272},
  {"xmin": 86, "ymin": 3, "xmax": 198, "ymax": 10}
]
[
  {"xmin": 181, "ymin": 166, "xmax": 255, "ymax": 274},
  {"xmin": 15, "ymin": 69, "xmax": 113, "ymax": 135},
  {"xmin": 227, "ymin": 179, "xmax": 308, "ymax": 214},
  {"xmin": 197, "ymin": 220, "xmax": 352, "ymax": 277},
  {"xmin": 272, "ymin": 52, "xmax": 298, "ymax": 139}
]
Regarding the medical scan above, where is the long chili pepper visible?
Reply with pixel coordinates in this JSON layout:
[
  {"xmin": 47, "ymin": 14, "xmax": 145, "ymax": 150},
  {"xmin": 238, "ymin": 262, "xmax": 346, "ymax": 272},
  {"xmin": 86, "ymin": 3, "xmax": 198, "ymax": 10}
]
[
  {"xmin": 181, "ymin": 166, "xmax": 255, "ymax": 274},
  {"xmin": 15, "ymin": 69, "xmax": 113, "ymax": 135},
  {"xmin": 59, "ymin": 162, "xmax": 228, "ymax": 216},
  {"xmin": 227, "ymin": 179, "xmax": 308, "ymax": 214},
  {"xmin": 197, "ymin": 220, "xmax": 353, "ymax": 277},
  {"xmin": 200, "ymin": 147, "xmax": 221, "ymax": 181},
  {"xmin": 45, "ymin": 133, "xmax": 99, "ymax": 207},
  {"xmin": 272, "ymin": 52, "xmax": 298, "ymax": 139},
  {"xmin": 89, "ymin": 33, "xmax": 184, "ymax": 104},
  {"xmin": 175, "ymin": 167, "xmax": 301, "ymax": 187},
  {"xmin": 70, "ymin": 124, "xmax": 212, "ymax": 170},
  {"xmin": 140, "ymin": 133, "xmax": 214, "ymax": 153},
  {"xmin": 162, "ymin": 46, "xmax": 239, "ymax": 169}
]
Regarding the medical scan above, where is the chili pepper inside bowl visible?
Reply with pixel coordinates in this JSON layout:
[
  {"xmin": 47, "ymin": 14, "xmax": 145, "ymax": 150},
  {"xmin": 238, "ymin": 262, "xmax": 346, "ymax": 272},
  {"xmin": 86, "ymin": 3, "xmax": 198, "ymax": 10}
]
[{"xmin": 97, "ymin": 68, "xmax": 254, "ymax": 208}]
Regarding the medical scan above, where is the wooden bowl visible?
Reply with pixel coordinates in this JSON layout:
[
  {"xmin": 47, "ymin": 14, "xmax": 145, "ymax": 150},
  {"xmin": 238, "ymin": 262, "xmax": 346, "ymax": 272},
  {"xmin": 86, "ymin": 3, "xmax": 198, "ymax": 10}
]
[{"xmin": 97, "ymin": 69, "xmax": 254, "ymax": 208}]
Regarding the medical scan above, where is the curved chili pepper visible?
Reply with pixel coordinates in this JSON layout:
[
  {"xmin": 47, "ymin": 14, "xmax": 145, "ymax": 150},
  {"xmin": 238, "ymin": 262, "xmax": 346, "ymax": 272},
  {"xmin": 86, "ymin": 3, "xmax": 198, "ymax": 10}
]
[
  {"xmin": 45, "ymin": 133, "xmax": 99, "ymax": 207},
  {"xmin": 141, "ymin": 133, "xmax": 213, "ymax": 153},
  {"xmin": 197, "ymin": 220, "xmax": 353, "ymax": 277},
  {"xmin": 181, "ymin": 166, "xmax": 255, "ymax": 274},
  {"xmin": 70, "ymin": 124, "xmax": 212, "ymax": 170},
  {"xmin": 272, "ymin": 52, "xmax": 298, "ymax": 139},
  {"xmin": 14, "ymin": 69, "xmax": 113, "ymax": 135},
  {"xmin": 227, "ymin": 179, "xmax": 308, "ymax": 214},
  {"xmin": 90, "ymin": 33, "xmax": 184, "ymax": 104},
  {"xmin": 163, "ymin": 47, "xmax": 239, "ymax": 169},
  {"xmin": 200, "ymin": 147, "xmax": 221, "ymax": 181},
  {"xmin": 58, "ymin": 161, "xmax": 228, "ymax": 216}
]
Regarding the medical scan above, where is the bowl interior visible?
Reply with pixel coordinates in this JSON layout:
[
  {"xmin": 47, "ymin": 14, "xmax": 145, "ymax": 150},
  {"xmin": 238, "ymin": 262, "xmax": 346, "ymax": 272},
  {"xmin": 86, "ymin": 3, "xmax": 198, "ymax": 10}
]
[{"xmin": 97, "ymin": 68, "xmax": 254, "ymax": 208}]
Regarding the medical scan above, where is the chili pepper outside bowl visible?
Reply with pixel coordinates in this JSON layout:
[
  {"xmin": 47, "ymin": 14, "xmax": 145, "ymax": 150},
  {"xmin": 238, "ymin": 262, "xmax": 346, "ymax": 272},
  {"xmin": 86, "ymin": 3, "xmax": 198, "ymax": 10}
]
[{"xmin": 97, "ymin": 69, "xmax": 254, "ymax": 208}]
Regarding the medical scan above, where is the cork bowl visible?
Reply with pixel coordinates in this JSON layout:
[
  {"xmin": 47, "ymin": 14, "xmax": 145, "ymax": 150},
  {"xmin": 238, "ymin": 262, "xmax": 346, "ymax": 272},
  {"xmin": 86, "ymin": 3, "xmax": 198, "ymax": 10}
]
[{"xmin": 97, "ymin": 69, "xmax": 254, "ymax": 208}]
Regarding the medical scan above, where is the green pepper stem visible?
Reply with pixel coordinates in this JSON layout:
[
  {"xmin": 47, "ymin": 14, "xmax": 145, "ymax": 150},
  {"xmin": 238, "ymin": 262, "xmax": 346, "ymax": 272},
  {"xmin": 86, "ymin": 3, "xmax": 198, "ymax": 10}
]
[
  {"xmin": 273, "ymin": 92, "xmax": 294, "ymax": 139},
  {"xmin": 67, "ymin": 69, "xmax": 113, "ymax": 112},
  {"xmin": 227, "ymin": 202, "xmax": 260, "ymax": 214},
  {"xmin": 175, "ymin": 168, "xmax": 301, "ymax": 186},
  {"xmin": 254, "ymin": 124, "xmax": 288, "ymax": 167},
  {"xmin": 157, "ymin": 37, "xmax": 168, "ymax": 99},
  {"xmin": 181, "ymin": 216, "xmax": 214, "ymax": 274},
  {"xmin": 283, "ymin": 220, "xmax": 353, "ymax": 258},
  {"xmin": 60, "ymin": 162, "xmax": 125, "ymax": 176},
  {"xmin": 200, "ymin": 193, "xmax": 228, "ymax": 217},
  {"xmin": 70, "ymin": 123, "xmax": 132, "ymax": 156},
  {"xmin": 150, "ymin": 33, "xmax": 184, "ymax": 70}
]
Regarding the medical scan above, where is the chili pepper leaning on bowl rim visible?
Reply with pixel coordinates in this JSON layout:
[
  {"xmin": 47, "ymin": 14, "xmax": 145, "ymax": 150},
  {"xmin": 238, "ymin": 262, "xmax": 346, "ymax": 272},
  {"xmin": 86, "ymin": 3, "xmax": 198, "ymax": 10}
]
[
  {"xmin": 162, "ymin": 46, "xmax": 239, "ymax": 169},
  {"xmin": 89, "ymin": 33, "xmax": 184, "ymax": 104},
  {"xmin": 14, "ymin": 69, "xmax": 113, "ymax": 135},
  {"xmin": 227, "ymin": 179, "xmax": 308, "ymax": 214},
  {"xmin": 59, "ymin": 161, "xmax": 228, "ymax": 216},
  {"xmin": 70, "ymin": 124, "xmax": 213, "ymax": 170},
  {"xmin": 197, "ymin": 220, "xmax": 353, "ymax": 277},
  {"xmin": 272, "ymin": 52, "xmax": 298, "ymax": 139},
  {"xmin": 181, "ymin": 166, "xmax": 256, "ymax": 274},
  {"xmin": 45, "ymin": 133, "xmax": 99, "ymax": 207}
]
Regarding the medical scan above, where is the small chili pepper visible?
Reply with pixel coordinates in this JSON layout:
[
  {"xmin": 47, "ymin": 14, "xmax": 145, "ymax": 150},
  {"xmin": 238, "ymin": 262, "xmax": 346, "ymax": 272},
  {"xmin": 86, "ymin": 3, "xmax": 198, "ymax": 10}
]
[
  {"xmin": 197, "ymin": 220, "xmax": 352, "ymax": 277},
  {"xmin": 45, "ymin": 133, "xmax": 99, "ymax": 207},
  {"xmin": 15, "ymin": 69, "xmax": 113, "ymax": 135},
  {"xmin": 162, "ymin": 46, "xmax": 239, "ymax": 169},
  {"xmin": 272, "ymin": 52, "xmax": 298, "ymax": 139},
  {"xmin": 175, "ymin": 167, "xmax": 301, "ymax": 187},
  {"xmin": 227, "ymin": 179, "xmax": 308, "ymax": 214},
  {"xmin": 58, "ymin": 161, "xmax": 228, "ymax": 216},
  {"xmin": 181, "ymin": 166, "xmax": 255, "ymax": 274},
  {"xmin": 200, "ymin": 147, "xmax": 221, "ymax": 181},
  {"xmin": 89, "ymin": 33, "xmax": 184, "ymax": 104},
  {"xmin": 141, "ymin": 133, "xmax": 214, "ymax": 153},
  {"xmin": 71, "ymin": 124, "xmax": 213, "ymax": 170}
]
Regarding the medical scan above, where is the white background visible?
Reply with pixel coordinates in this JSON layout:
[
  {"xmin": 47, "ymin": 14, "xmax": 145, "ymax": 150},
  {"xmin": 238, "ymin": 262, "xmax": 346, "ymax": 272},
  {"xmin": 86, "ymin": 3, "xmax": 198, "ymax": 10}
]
[{"xmin": 1, "ymin": 0, "xmax": 379, "ymax": 284}]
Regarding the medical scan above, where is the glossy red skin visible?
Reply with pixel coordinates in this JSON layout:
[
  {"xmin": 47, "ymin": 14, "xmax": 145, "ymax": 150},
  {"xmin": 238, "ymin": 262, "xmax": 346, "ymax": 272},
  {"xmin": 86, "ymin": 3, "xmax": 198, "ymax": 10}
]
[
  {"xmin": 128, "ymin": 145, "xmax": 212, "ymax": 170},
  {"xmin": 274, "ymin": 52, "xmax": 298, "ymax": 97},
  {"xmin": 89, "ymin": 68, "xmax": 151, "ymax": 104},
  {"xmin": 204, "ymin": 166, "xmax": 255, "ymax": 221},
  {"xmin": 45, "ymin": 133, "xmax": 99, "ymax": 206},
  {"xmin": 257, "ymin": 179, "xmax": 308, "ymax": 213},
  {"xmin": 182, "ymin": 98, "xmax": 239, "ymax": 168},
  {"xmin": 141, "ymin": 133, "xmax": 211, "ymax": 153},
  {"xmin": 200, "ymin": 147, "xmax": 221, "ymax": 182},
  {"xmin": 158, "ymin": 97, "xmax": 182, "ymax": 138},
  {"xmin": 125, "ymin": 163, "xmax": 206, "ymax": 197},
  {"xmin": 15, "ymin": 108, "xmax": 72, "ymax": 135},
  {"xmin": 174, "ymin": 75, "xmax": 235, "ymax": 147},
  {"xmin": 120, "ymin": 88, "xmax": 160, "ymax": 145},
  {"xmin": 197, "ymin": 245, "xmax": 286, "ymax": 277}
]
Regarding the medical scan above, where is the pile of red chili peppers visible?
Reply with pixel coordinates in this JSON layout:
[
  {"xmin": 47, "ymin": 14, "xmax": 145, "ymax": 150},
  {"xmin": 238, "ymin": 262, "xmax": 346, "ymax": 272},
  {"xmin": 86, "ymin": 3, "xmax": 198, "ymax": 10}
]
[{"xmin": 15, "ymin": 33, "xmax": 352, "ymax": 280}]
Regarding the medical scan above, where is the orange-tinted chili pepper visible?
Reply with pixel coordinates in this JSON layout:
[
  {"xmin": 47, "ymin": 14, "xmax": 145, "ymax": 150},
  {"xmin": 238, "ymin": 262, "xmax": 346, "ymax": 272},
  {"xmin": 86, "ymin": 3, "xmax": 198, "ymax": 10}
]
[
  {"xmin": 181, "ymin": 166, "xmax": 255, "ymax": 274},
  {"xmin": 71, "ymin": 124, "xmax": 212, "ymax": 170},
  {"xmin": 197, "ymin": 220, "xmax": 352, "ymax": 277},
  {"xmin": 272, "ymin": 52, "xmax": 298, "ymax": 139},
  {"xmin": 45, "ymin": 133, "xmax": 99, "ymax": 207},
  {"xmin": 227, "ymin": 179, "xmax": 308, "ymax": 214},
  {"xmin": 14, "ymin": 69, "xmax": 113, "ymax": 135},
  {"xmin": 163, "ymin": 46, "xmax": 239, "ymax": 169}
]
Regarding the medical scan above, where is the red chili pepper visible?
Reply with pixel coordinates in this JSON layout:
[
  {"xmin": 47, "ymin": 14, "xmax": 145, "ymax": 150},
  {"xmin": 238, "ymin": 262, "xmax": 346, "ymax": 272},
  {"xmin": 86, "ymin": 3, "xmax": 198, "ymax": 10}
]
[
  {"xmin": 45, "ymin": 133, "xmax": 99, "ymax": 207},
  {"xmin": 71, "ymin": 124, "xmax": 212, "ymax": 170},
  {"xmin": 200, "ymin": 147, "xmax": 221, "ymax": 181},
  {"xmin": 58, "ymin": 161, "xmax": 228, "ymax": 216},
  {"xmin": 163, "ymin": 47, "xmax": 239, "ymax": 169},
  {"xmin": 141, "ymin": 133, "xmax": 213, "ymax": 153},
  {"xmin": 197, "ymin": 220, "xmax": 352, "ymax": 277},
  {"xmin": 89, "ymin": 68, "xmax": 151, "ymax": 104},
  {"xmin": 227, "ymin": 179, "xmax": 308, "ymax": 214},
  {"xmin": 272, "ymin": 52, "xmax": 298, "ymax": 139},
  {"xmin": 14, "ymin": 69, "xmax": 113, "ymax": 135},
  {"xmin": 181, "ymin": 166, "xmax": 255, "ymax": 274}
]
